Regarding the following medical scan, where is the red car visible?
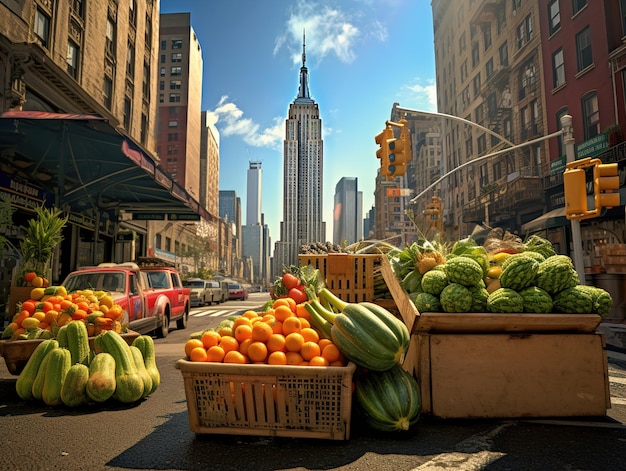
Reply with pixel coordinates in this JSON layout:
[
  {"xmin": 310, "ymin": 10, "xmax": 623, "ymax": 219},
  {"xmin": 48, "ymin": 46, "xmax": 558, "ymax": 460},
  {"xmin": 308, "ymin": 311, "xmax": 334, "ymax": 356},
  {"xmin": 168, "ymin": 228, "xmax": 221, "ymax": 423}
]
[{"xmin": 228, "ymin": 283, "xmax": 248, "ymax": 300}]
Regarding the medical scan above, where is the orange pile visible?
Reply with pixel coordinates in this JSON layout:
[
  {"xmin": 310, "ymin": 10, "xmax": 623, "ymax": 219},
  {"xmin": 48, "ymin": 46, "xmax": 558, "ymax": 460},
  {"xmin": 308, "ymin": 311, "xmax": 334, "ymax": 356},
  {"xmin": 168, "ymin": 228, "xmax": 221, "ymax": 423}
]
[{"xmin": 184, "ymin": 298, "xmax": 346, "ymax": 367}]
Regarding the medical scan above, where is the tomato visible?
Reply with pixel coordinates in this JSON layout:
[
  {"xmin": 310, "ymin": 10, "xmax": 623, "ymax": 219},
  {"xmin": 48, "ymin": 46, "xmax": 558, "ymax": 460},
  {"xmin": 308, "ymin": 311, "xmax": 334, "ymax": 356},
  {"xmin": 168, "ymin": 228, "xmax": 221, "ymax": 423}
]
[
  {"xmin": 288, "ymin": 287, "xmax": 308, "ymax": 305},
  {"xmin": 282, "ymin": 273, "xmax": 301, "ymax": 290}
]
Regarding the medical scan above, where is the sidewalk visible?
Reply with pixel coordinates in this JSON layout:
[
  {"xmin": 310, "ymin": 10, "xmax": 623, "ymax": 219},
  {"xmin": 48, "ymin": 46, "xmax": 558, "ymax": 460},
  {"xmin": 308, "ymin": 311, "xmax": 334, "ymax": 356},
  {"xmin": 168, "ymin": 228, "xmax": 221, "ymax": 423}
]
[{"xmin": 598, "ymin": 321, "xmax": 626, "ymax": 353}]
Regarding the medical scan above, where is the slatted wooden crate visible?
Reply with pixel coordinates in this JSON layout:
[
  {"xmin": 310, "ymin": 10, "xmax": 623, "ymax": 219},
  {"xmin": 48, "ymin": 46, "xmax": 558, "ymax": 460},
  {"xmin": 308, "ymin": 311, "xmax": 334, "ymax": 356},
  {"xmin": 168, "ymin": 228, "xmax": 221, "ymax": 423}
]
[
  {"xmin": 298, "ymin": 253, "xmax": 382, "ymax": 302},
  {"xmin": 176, "ymin": 360, "xmax": 356, "ymax": 440}
]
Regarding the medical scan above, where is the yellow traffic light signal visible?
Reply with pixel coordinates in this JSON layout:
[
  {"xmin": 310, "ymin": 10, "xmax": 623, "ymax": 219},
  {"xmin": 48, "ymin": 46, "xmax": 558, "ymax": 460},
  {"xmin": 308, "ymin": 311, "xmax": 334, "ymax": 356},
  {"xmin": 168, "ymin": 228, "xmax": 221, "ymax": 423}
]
[
  {"xmin": 375, "ymin": 127, "xmax": 394, "ymax": 179},
  {"xmin": 593, "ymin": 162, "xmax": 620, "ymax": 211},
  {"xmin": 387, "ymin": 119, "xmax": 412, "ymax": 178},
  {"xmin": 564, "ymin": 157, "xmax": 621, "ymax": 220},
  {"xmin": 564, "ymin": 167, "xmax": 589, "ymax": 220}
]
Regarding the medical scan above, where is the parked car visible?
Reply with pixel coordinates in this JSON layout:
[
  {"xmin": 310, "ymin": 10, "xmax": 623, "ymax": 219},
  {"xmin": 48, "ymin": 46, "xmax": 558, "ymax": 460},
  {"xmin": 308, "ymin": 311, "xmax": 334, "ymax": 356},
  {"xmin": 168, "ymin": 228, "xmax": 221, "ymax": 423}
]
[
  {"xmin": 228, "ymin": 283, "xmax": 248, "ymax": 300},
  {"xmin": 205, "ymin": 280, "xmax": 227, "ymax": 304},
  {"xmin": 184, "ymin": 278, "xmax": 213, "ymax": 307}
]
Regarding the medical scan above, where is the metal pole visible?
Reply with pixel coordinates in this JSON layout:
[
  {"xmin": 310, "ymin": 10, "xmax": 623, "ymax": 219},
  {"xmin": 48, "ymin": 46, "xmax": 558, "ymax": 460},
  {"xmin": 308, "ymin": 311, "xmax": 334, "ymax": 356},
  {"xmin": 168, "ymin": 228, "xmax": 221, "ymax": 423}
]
[{"xmin": 561, "ymin": 114, "xmax": 586, "ymax": 284}]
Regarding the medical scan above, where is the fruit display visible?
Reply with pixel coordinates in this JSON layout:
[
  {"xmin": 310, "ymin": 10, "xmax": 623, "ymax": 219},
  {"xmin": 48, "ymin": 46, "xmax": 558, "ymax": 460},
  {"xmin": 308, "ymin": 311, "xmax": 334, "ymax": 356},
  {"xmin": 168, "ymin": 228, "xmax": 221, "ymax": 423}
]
[
  {"xmin": 394, "ymin": 232, "xmax": 612, "ymax": 316},
  {"xmin": 15, "ymin": 327, "xmax": 158, "ymax": 406},
  {"xmin": 1, "ymin": 286, "xmax": 126, "ymax": 341}
]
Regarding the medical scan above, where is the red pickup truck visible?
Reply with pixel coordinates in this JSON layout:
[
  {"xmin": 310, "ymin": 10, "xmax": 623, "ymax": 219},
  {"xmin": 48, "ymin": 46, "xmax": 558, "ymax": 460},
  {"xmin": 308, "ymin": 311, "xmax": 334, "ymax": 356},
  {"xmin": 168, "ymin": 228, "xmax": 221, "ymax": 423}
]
[{"xmin": 61, "ymin": 261, "xmax": 190, "ymax": 338}]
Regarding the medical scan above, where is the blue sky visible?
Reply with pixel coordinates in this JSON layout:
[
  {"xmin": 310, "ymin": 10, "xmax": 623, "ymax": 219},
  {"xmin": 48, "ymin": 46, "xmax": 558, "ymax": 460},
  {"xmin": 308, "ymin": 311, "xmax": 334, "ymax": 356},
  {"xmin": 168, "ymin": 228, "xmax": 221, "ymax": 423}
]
[{"xmin": 160, "ymin": 0, "xmax": 437, "ymax": 243}]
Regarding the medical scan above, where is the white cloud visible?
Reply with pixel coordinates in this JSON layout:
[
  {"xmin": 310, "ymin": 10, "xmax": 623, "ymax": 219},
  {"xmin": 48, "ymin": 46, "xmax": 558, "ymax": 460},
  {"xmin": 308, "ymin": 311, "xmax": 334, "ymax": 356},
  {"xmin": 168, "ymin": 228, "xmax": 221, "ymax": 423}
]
[
  {"xmin": 404, "ymin": 79, "xmax": 438, "ymax": 112},
  {"xmin": 274, "ymin": 1, "xmax": 363, "ymax": 65},
  {"xmin": 208, "ymin": 96, "xmax": 283, "ymax": 150}
]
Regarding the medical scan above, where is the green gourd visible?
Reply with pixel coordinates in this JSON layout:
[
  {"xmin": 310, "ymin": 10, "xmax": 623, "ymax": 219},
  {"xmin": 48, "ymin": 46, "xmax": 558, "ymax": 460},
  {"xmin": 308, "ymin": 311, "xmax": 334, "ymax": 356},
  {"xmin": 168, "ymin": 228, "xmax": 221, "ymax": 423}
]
[
  {"xmin": 15, "ymin": 339, "xmax": 58, "ymax": 400},
  {"xmin": 132, "ymin": 335, "xmax": 160, "ymax": 395}
]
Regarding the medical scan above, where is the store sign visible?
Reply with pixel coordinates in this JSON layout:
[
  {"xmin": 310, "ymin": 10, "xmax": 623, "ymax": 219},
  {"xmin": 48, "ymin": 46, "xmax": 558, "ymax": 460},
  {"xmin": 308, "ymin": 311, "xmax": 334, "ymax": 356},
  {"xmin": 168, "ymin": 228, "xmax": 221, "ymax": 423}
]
[
  {"xmin": 132, "ymin": 212, "xmax": 199, "ymax": 221},
  {"xmin": 0, "ymin": 172, "xmax": 52, "ymax": 210},
  {"xmin": 550, "ymin": 156, "xmax": 566, "ymax": 175},
  {"xmin": 576, "ymin": 133, "xmax": 608, "ymax": 159}
]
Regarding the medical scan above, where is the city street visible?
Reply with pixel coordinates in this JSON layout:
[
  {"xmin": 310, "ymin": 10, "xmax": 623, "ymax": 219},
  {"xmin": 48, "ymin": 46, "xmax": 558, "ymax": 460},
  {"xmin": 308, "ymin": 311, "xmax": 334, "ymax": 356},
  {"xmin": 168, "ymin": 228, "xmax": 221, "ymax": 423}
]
[{"xmin": 0, "ymin": 293, "xmax": 626, "ymax": 471}]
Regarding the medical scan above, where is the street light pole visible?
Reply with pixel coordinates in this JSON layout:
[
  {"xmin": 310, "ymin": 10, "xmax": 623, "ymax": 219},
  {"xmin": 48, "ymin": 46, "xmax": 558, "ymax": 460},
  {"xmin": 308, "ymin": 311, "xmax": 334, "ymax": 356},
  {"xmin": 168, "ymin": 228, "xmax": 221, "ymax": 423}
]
[{"xmin": 561, "ymin": 114, "xmax": 586, "ymax": 284}]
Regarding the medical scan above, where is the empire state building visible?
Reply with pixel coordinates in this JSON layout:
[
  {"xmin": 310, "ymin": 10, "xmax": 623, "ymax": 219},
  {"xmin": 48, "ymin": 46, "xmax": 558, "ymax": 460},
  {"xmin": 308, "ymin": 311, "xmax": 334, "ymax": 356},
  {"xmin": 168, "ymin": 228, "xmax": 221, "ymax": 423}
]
[{"xmin": 274, "ymin": 34, "xmax": 325, "ymax": 272}]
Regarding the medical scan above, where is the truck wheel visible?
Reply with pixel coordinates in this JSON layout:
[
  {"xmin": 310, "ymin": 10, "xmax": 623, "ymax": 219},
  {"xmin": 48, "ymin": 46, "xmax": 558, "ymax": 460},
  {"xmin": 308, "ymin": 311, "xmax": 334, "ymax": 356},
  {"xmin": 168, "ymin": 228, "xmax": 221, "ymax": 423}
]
[
  {"xmin": 156, "ymin": 313, "xmax": 169, "ymax": 338},
  {"xmin": 176, "ymin": 309, "xmax": 188, "ymax": 330}
]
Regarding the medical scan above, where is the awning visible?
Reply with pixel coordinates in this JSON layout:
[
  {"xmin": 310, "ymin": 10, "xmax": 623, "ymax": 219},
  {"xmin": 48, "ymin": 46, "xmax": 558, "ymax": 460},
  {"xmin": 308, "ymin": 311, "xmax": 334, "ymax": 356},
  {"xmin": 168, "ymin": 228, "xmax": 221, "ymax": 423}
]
[
  {"xmin": 521, "ymin": 207, "xmax": 567, "ymax": 233},
  {"xmin": 0, "ymin": 111, "xmax": 214, "ymax": 222}
]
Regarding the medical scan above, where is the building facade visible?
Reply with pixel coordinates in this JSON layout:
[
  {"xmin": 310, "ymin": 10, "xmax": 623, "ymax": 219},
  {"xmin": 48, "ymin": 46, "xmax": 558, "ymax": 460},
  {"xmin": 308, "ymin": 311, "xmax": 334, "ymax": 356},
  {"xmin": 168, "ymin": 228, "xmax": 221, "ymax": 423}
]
[
  {"xmin": 242, "ymin": 161, "xmax": 270, "ymax": 286},
  {"xmin": 332, "ymin": 177, "xmax": 363, "ymax": 245},
  {"xmin": 275, "ymin": 35, "xmax": 325, "ymax": 272}
]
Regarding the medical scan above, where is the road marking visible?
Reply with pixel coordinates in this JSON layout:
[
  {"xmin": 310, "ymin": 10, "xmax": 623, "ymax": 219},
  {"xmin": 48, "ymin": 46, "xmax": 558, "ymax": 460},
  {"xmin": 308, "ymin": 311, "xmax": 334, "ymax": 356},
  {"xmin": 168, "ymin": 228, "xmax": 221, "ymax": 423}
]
[
  {"xmin": 610, "ymin": 376, "xmax": 626, "ymax": 385},
  {"xmin": 192, "ymin": 309, "xmax": 235, "ymax": 318},
  {"xmin": 412, "ymin": 423, "xmax": 511, "ymax": 470},
  {"xmin": 611, "ymin": 397, "xmax": 626, "ymax": 406}
]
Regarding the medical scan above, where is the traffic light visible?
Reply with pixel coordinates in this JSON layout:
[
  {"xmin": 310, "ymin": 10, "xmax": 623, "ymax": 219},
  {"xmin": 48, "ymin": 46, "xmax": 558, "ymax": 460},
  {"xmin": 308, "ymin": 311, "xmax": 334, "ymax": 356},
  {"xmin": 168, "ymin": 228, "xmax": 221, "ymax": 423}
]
[
  {"xmin": 387, "ymin": 119, "xmax": 412, "ymax": 179},
  {"xmin": 375, "ymin": 127, "xmax": 394, "ymax": 179},
  {"xmin": 563, "ymin": 167, "xmax": 589, "ymax": 220},
  {"xmin": 593, "ymin": 161, "xmax": 620, "ymax": 212}
]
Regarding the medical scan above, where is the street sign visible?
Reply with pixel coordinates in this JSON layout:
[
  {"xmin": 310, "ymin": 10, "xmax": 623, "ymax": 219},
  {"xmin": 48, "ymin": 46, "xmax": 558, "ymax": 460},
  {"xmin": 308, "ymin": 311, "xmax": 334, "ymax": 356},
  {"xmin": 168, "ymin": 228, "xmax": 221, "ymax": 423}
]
[
  {"xmin": 131, "ymin": 212, "xmax": 200, "ymax": 221},
  {"xmin": 386, "ymin": 188, "xmax": 413, "ymax": 197}
]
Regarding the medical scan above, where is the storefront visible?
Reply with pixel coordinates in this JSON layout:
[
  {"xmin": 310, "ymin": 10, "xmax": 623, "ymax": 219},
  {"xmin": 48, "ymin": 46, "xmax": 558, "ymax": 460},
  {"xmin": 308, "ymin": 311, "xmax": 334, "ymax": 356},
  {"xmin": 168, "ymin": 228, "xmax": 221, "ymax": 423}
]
[{"xmin": 0, "ymin": 111, "xmax": 214, "ymax": 282}]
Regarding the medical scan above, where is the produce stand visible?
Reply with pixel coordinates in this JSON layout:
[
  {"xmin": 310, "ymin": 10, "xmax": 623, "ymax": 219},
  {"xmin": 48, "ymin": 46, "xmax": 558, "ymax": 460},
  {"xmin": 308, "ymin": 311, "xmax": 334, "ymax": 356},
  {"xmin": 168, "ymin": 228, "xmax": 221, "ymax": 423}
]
[
  {"xmin": 378, "ymin": 256, "xmax": 611, "ymax": 419},
  {"xmin": 0, "ymin": 330, "xmax": 140, "ymax": 375},
  {"xmin": 175, "ymin": 359, "xmax": 356, "ymax": 440}
]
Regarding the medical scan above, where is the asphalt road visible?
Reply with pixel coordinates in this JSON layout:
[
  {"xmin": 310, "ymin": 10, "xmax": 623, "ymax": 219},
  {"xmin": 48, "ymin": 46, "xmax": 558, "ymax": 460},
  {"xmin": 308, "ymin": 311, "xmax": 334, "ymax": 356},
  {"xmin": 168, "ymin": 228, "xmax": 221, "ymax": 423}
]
[{"xmin": 1, "ymin": 293, "xmax": 626, "ymax": 471}]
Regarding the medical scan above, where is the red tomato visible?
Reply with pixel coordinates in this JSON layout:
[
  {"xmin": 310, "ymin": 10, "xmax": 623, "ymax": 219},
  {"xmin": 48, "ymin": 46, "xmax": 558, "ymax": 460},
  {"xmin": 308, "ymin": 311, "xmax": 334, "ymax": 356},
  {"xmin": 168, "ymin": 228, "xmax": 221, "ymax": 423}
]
[
  {"xmin": 288, "ymin": 287, "xmax": 308, "ymax": 305},
  {"xmin": 282, "ymin": 273, "xmax": 301, "ymax": 290}
]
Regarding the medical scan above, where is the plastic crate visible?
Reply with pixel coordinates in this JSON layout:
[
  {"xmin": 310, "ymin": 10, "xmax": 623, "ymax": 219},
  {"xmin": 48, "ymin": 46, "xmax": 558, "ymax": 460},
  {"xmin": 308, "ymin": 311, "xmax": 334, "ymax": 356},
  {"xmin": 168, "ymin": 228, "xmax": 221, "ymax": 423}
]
[
  {"xmin": 175, "ymin": 360, "xmax": 356, "ymax": 440},
  {"xmin": 298, "ymin": 253, "xmax": 382, "ymax": 302}
]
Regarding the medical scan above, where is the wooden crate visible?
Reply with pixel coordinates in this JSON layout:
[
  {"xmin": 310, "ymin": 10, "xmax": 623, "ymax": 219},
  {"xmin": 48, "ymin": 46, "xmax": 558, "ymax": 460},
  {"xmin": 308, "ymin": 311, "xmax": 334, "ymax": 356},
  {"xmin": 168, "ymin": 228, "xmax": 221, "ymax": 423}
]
[
  {"xmin": 377, "ymin": 256, "xmax": 611, "ymax": 418},
  {"xmin": 175, "ymin": 360, "xmax": 356, "ymax": 440},
  {"xmin": 298, "ymin": 253, "xmax": 381, "ymax": 302},
  {"xmin": 0, "ymin": 331, "xmax": 140, "ymax": 375}
]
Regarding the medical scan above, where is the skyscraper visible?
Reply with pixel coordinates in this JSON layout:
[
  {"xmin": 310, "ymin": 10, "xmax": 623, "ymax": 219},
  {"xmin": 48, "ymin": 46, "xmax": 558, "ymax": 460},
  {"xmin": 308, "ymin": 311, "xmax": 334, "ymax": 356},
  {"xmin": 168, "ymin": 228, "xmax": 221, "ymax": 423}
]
[
  {"xmin": 333, "ymin": 177, "xmax": 363, "ymax": 245},
  {"xmin": 246, "ymin": 161, "xmax": 262, "ymax": 226},
  {"xmin": 274, "ymin": 33, "xmax": 325, "ymax": 273}
]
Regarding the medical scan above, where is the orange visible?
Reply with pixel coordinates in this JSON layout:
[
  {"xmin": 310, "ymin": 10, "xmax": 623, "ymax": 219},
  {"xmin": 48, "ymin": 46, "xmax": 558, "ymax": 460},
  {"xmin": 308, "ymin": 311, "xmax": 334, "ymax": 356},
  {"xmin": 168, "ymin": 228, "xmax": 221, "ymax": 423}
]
[
  {"xmin": 32, "ymin": 311, "xmax": 46, "ymax": 322},
  {"xmin": 239, "ymin": 338, "xmax": 253, "ymax": 356},
  {"xmin": 268, "ymin": 351, "xmax": 287, "ymax": 365},
  {"xmin": 318, "ymin": 338, "xmax": 334, "ymax": 351},
  {"xmin": 224, "ymin": 350, "xmax": 248, "ymax": 364},
  {"xmin": 251, "ymin": 321, "xmax": 273, "ymax": 342},
  {"xmin": 272, "ymin": 298, "xmax": 291, "ymax": 310},
  {"xmin": 185, "ymin": 338, "xmax": 205, "ymax": 357},
  {"xmin": 219, "ymin": 335, "xmax": 239, "ymax": 353},
  {"xmin": 217, "ymin": 325, "xmax": 233, "ymax": 337},
  {"xmin": 206, "ymin": 345, "xmax": 226, "ymax": 362},
  {"xmin": 281, "ymin": 316, "xmax": 302, "ymax": 336},
  {"xmin": 321, "ymin": 343, "xmax": 341, "ymax": 363},
  {"xmin": 247, "ymin": 341, "xmax": 268, "ymax": 363},
  {"xmin": 201, "ymin": 330, "xmax": 221, "ymax": 349},
  {"xmin": 285, "ymin": 332, "xmax": 305, "ymax": 352},
  {"xmin": 234, "ymin": 324, "xmax": 253, "ymax": 342},
  {"xmin": 266, "ymin": 333, "xmax": 286, "ymax": 352},
  {"xmin": 24, "ymin": 271, "xmax": 37, "ymax": 283},
  {"xmin": 274, "ymin": 305, "xmax": 293, "ymax": 322},
  {"xmin": 21, "ymin": 301, "xmax": 36, "ymax": 315},
  {"xmin": 299, "ymin": 317, "xmax": 311, "ymax": 329},
  {"xmin": 285, "ymin": 351, "xmax": 304, "ymax": 365},
  {"xmin": 31, "ymin": 276, "xmax": 44, "ymax": 288},
  {"xmin": 308, "ymin": 356, "xmax": 330, "ymax": 367},
  {"xmin": 261, "ymin": 311, "xmax": 275, "ymax": 323},
  {"xmin": 300, "ymin": 327, "xmax": 319, "ymax": 343},
  {"xmin": 189, "ymin": 346, "xmax": 208, "ymax": 362},
  {"xmin": 232, "ymin": 316, "xmax": 253, "ymax": 330},
  {"xmin": 242, "ymin": 310, "xmax": 260, "ymax": 320},
  {"xmin": 295, "ymin": 302, "xmax": 311, "ymax": 320},
  {"xmin": 300, "ymin": 341, "xmax": 321, "ymax": 361},
  {"xmin": 267, "ymin": 319, "xmax": 283, "ymax": 334}
]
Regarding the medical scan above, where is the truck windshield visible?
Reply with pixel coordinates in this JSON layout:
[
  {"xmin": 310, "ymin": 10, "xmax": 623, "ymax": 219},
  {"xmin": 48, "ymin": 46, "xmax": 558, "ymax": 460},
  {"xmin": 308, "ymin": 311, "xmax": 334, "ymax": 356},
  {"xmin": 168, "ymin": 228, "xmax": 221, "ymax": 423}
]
[{"xmin": 185, "ymin": 280, "xmax": 205, "ymax": 288}]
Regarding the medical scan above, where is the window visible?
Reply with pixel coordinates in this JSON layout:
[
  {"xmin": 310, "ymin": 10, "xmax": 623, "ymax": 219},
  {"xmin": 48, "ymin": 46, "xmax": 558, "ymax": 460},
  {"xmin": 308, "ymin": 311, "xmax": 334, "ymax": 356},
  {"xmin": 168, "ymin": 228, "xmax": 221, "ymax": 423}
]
[
  {"xmin": 576, "ymin": 26, "xmax": 592, "ymax": 72},
  {"xmin": 170, "ymin": 80, "xmax": 181, "ymax": 89},
  {"xmin": 129, "ymin": 0, "xmax": 136, "ymax": 26},
  {"xmin": 582, "ymin": 92, "xmax": 599, "ymax": 139},
  {"xmin": 171, "ymin": 39, "xmax": 183, "ymax": 49},
  {"xmin": 471, "ymin": 42, "xmax": 480, "ymax": 68},
  {"xmin": 159, "ymin": 94, "xmax": 164, "ymax": 103},
  {"xmin": 573, "ymin": 0, "xmax": 586, "ymax": 15},
  {"xmin": 621, "ymin": 0, "xmax": 626, "ymax": 36},
  {"xmin": 499, "ymin": 42, "xmax": 508, "ymax": 66},
  {"xmin": 169, "ymin": 93, "xmax": 181, "ymax": 103},
  {"xmin": 461, "ymin": 60, "xmax": 468, "ymax": 82},
  {"xmin": 70, "ymin": 0, "xmax": 84, "ymax": 18},
  {"xmin": 161, "ymin": 40, "xmax": 166, "ymax": 50},
  {"xmin": 486, "ymin": 58, "xmax": 494, "ymax": 79},
  {"xmin": 516, "ymin": 15, "xmax": 532, "ymax": 50},
  {"xmin": 126, "ymin": 44, "xmax": 135, "ymax": 79},
  {"xmin": 477, "ymin": 134, "xmax": 486, "ymax": 154},
  {"xmin": 159, "ymin": 81, "xmax": 164, "ymax": 91},
  {"xmin": 141, "ymin": 113, "xmax": 148, "ymax": 146},
  {"xmin": 34, "ymin": 8, "xmax": 50, "ymax": 48},
  {"xmin": 548, "ymin": 1, "xmax": 560, "ymax": 35},
  {"xmin": 168, "ymin": 120, "xmax": 179, "ymax": 127},
  {"xmin": 160, "ymin": 54, "xmax": 165, "ymax": 63},
  {"xmin": 530, "ymin": 100, "xmax": 539, "ymax": 135},
  {"xmin": 145, "ymin": 14, "xmax": 152, "ymax": 46},
  {"xmin": 103, "ymin": 76, "xmax": 113, "ymax": 109},
  {"xmin": 171, "ymin": 52, "xmax": 182, "ymax": 63},
  {"xmin": 167, "ymin": 145, "xmax": 178, "ymax": 155},
  {"xmin": 552, "ymin": 48, "xmax": 565, "ymax": 88},
  {"xmin": 66, "ymin": 41, "xmax": 79, "ymax": 79},
  {"xmin": 168, "ymin": 133, "xmax": 178, "ymax": 141},
  {"xmin": 123, "ymin": 98, "xmax": 131, "ymax": 130},
  {"xmin": 459, "ymin": 33, "xmax": 466, "ymax": 53},
  {"xmin": 160, "ymin": 67, "xmax": 165, "ymax": 76},
  {"xmin": 106, "ymin": 18, "xmax": 116, "ymax": 55},
  {"xmin": 472, "ymin": 73, "xmax": 481, "ymax": 97},
  {"xmin": 483, "ymin": 25, "xmax": 492, "ymax": 50},
  {"xmin": 142, "ymin": 60, "xmax": 150, "ymax": 99},
  {"xmin": 170, "ymin": 66, "xmax": 182, "ymax": 76}
]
